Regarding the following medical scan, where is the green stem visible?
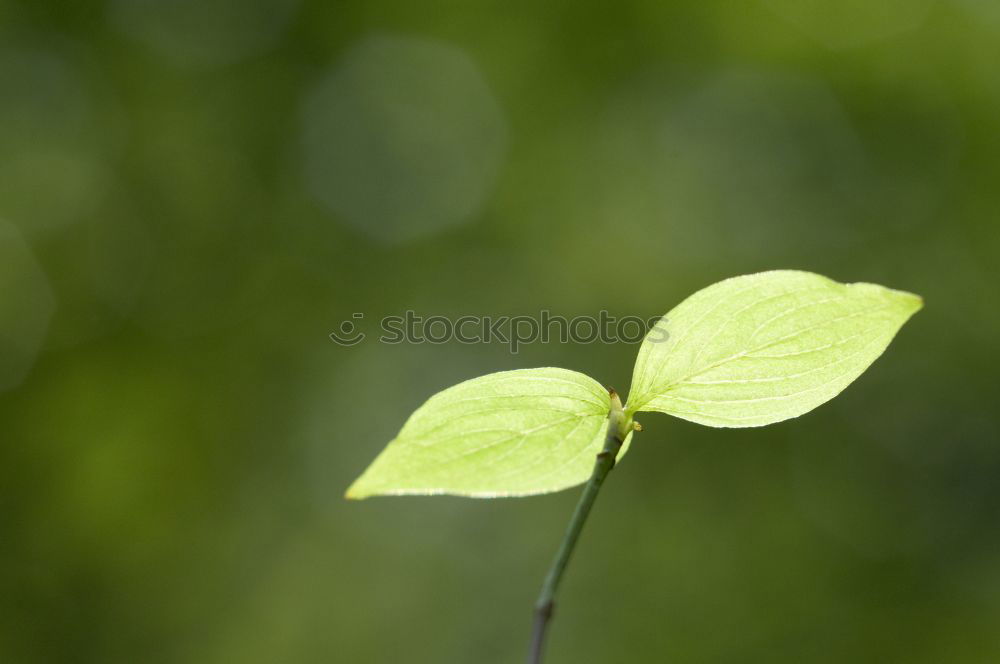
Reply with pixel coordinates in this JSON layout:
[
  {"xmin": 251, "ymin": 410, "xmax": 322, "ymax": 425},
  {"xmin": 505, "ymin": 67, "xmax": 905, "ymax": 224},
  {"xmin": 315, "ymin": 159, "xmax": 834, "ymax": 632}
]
[{"xmin": 527, "ymin": 389, "xmax": 631, "ymax": 664}]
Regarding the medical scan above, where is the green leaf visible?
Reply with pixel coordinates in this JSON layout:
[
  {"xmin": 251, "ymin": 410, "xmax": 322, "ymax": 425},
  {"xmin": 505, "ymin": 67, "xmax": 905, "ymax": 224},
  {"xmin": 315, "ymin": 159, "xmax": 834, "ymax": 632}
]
[
  {"xmin": 347, "ymin": 368, "xmax": 630, "ymax": 499},
  {"xmin": 627, "ymin": 270, "xmax": 922, "ymax": 427}
]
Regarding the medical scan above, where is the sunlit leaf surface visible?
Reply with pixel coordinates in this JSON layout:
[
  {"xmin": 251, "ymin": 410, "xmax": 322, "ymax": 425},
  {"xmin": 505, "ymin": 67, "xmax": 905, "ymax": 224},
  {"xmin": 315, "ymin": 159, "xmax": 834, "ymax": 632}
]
[
  {"xmin": 627, "ymin": 270, "xmax": 922, "ymax": 427},
  {"xmin": 347, "ymin": 368, "xmax": 630, "ymax": 498}
]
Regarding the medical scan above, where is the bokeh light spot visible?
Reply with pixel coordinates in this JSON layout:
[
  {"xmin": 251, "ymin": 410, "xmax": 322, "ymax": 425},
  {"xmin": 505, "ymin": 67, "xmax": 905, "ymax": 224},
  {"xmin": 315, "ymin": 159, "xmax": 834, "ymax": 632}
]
[
  {"xmin": 602, "ymin": 67, "xmax": 871, "ymax": 266},
  {"xmin": 0, "ymin": 48, "xmax": 108, "ymax": 234},
  {"xmin": 300, "ymin": 35, "xmax": 508, "ymax": 244}
]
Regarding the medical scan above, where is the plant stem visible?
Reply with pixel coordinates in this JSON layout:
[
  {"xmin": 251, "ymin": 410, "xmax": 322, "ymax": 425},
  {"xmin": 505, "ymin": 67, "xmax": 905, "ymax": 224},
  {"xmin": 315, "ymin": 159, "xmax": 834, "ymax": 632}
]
[{"xmin": 527, "ymin": 389, "xmax": 630, "ymax": 664}]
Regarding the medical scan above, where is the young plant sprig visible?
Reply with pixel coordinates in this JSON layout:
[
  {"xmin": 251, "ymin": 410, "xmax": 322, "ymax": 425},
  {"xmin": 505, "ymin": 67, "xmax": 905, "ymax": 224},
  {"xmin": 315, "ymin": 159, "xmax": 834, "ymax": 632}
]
[{"xmin": 346, "ymin": 270, "xmax": 922, "ymax": 663}]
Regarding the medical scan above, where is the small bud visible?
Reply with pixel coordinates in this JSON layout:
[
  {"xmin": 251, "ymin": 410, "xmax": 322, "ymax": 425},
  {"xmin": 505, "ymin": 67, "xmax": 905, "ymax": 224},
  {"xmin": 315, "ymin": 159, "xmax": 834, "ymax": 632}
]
[{"xmin": 632, "ymin": 421, "xmax": 643, "ymax": 432}]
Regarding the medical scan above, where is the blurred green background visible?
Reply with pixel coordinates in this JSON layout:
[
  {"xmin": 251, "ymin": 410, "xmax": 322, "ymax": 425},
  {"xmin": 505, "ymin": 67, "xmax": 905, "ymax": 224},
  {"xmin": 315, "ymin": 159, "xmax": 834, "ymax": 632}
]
[{"xmin": 2, "ymin": 0, "xmax": 999, "ymax": 662}]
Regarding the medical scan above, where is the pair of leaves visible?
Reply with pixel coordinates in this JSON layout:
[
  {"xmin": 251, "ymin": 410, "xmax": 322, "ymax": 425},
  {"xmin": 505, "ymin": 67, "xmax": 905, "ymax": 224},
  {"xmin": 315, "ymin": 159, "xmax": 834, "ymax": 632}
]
[{"xmin": 347, "ymin": 270, "xmax": 922, "ymax": 499}]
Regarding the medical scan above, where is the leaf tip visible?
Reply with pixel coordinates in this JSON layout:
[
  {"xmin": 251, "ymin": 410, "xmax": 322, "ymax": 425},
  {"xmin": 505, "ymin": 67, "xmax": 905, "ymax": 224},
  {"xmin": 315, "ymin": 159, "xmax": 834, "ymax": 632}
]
[
  {"xmin": 905, "ymin": 291, "xmax": 924, "ymax": 312},
  {"xmin": 888, "ymin": 287, "xmax": 924, "ymax": 317},
  {"xmin": 344, "ymin": 481, "xmax": 369, "ymax": 500},
  {"xmin": 850, "ymin": 281, "xmax": 924, "ymax": 318}
]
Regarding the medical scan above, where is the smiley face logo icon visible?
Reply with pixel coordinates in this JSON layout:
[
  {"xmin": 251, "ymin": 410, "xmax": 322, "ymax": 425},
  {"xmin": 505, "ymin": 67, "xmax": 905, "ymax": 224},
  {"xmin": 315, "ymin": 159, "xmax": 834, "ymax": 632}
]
[{"xmin": 329, "ymin": 313, "xmax": 366, "ymax": 346}]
